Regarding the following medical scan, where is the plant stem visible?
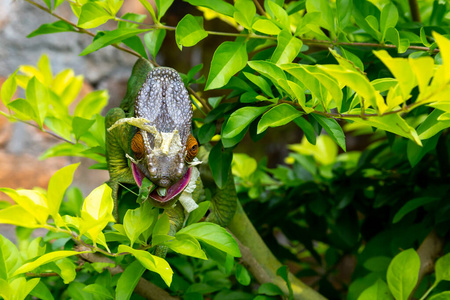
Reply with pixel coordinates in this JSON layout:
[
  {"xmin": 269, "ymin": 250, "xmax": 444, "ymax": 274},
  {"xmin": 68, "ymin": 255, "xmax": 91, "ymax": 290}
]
[
  {"xmin": 409, "ymin": 0, "xmax": 421, "ymax": 23},
  {"xmin": 253, "ymin": 0, "xmax": 267, "ymax": 17},
  {"xmin": 228, "ymin": 201, "xmax": 327, "ymax": 300}
]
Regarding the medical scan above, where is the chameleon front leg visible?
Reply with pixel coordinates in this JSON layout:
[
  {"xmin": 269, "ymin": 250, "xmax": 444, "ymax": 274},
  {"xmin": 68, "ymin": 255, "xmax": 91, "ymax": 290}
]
[{"xmin": 105, "ymin": 107, "xmax": 135, "ymax": 220}]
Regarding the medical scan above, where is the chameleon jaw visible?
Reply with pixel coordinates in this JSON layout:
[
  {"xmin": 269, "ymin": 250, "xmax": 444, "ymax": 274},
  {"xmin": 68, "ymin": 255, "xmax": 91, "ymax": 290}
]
[{"xmin": 131, "ymin": 162, "xmax": 191, "ymax": 203}]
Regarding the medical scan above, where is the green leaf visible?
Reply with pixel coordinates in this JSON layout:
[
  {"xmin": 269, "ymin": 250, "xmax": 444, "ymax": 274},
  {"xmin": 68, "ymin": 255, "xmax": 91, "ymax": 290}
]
[
  {"xmin": 205, "ymin": 41, "xmax": 248, "ymax": 90},
  {"xmin": 144, "ymin": 29, "xmax": 166, "ymax": 59},
  {"xmin": 1, "ymin": 69, "xmax": 18, "ymax": 106},
  {"xmin": 26, "ymin": 77, "xmax": 49, "ymax": 129},
  {"xmin": 417, "ymin": 109, "xmax": 450, "ymax": 140},
  {"xmin": 294, "ymin": 117, "xmax": 316, "ymax": 145},
  {"xmin": 47, "ymin": 163, "xmax": 79, "ymax": 218},
  {"xmin": 429, "ymin": 292, "xmax": 450, "ymax": 300},
  {"xmin": 152, "ymin": 213, "xmax": 170, "ymax": 236},
  {"xmin": 116, "ymin": 260, "xmax": 145, "ymax": 300},
  {"xmin": 233, "ymin": 0, "xmax": 256, "ymax": 30},
  {"xmin": 9, "ymin": 277, "xmax": 40, "ymax": 300},
  {"xmin": 7, "ymin": 98, "xmax": 35, "ymax": 121},
  {"xmin": 0, "ymin": 234, "xmax": 21, "ymax": 280},
  {"xmin": 123, "ymin": 36, "xmax": 148, "ymax": 59},
  {"xmin": 380, "ymin": 2, "xmax": 398, "ymax": 40},
  {"xmin": 118, "ymin": 245, "xmax": 173, "ymax": 287},
  {"xmin": 77, "ymin": 2, "xmax": 113, "ymax": 29},
  {"xmin": 393, "ymin": 197, "xmax": 440, "ymax": 224},
  {"xmin": 311, "ymin": 114, "xmax": 346, "ymax": 151},
  {"xmin": 177, "ymin": 222, "xmax": 241, "ymax": 257},
  {"xmin": 257, "ymin": 104, "xmax": 302, "ymax": 134},
  {"xmin": 276, "ymin": 265, "xmax": 293, "ymax": 300},
  {"xmin": 336, "ymin": 0, "xmax": 353, "ymax": 31},
  {"xmin": 209, "ymin": 141, "xmax": 233, "ymax": 189},
  {"xmin": 79, "ymin": 184, "xmax": 116, "ymax": 245},
  {"xmin": 123, "ymin": 201, "xmax": 156, "ymax": 245},
  {"xmin": 175, "ymin": 14, "xmax": 208, "ymax": 50},
  {"xmin": 358, "ymin": 279, "xmax": 394, "ymax": 300},
  {"xmin": 258, "ymin": 282, "xmax": 284, "ymax": 296},
  {"xmin": 83, "ymin": 284, "xmax": 114, "ymax": 299},
  {"xmin": 386, "ymin": 249, "xmax": 420, "ymax": 300},
  {"xmin": 268, "ymin": 1, "xmax": 290, "ymax": 30},
  {"xmin": 55, "ymin": 258, "xmax": 77, "ymax": 284},
  {"xmin": 27, "ymin": 20, "xmax": 77, "ymax": 38},
  {"xmin": 30, "ymin": 281, "xmax": 55, "ymax": 300},
  {"xmin": 420, "ymin": 27, "xmax": 431, "ymax": 47},
  {"xmin": 80, "ymin": 28, "xmax": 149, "ymax": 56},
  {"xmin": 165, "ymin": 237, "xmax": 207, "ymax": 260},
  {"xmin": 248, "ymin": 61, "xmax": 289, "ymax": 92},
  {"xmin": 183, "ymin": 0, "xmax": 235, "ymax": 17},
  {"xmin": 118, "ymin": 13, "xmax": 147, "ymax": 29},
  {"xmin": 14, "ymin": 250, "xmax": 91, "ymax": 276},
  {"xmin": 236, "ymin": 264, "xmax": 251, "ymax": 286},
  {"xmin": 252, "ymin": 19, "xmax": 281, "ymax": 35},
  {"xmin": 0, "ymin": 205, "xmax": 39, "ymax": 228},
  {"xmin": 435, "ymin": 253, "xmax": 450, "ymax": 284},
  {"xmin": 72, "ymin": 117, "xmax": 95, "ymax": 141},
  {"xmin": 186, "ymin": 201, "xmax": 210, "ymax": 226},
  {"xmin": 74, "ymin": 90, "xmax": 109, "ymax": 119},
  {"xmin": 243, "ymin": 72, "xmax": 273, "ymax": 98},
  {"xmin": 305, "ymin": 0, "xmax": 335, "ymax": 34},
  {"xmin": 137, "ymin": 0, "xmax": 157, "ymax": 22},
  {"xmin": 232, "ymin": 153, "xmax": 257, "ymax": 178},
  {"xmin": 155, "ymin": 0, "xmax": 174, "ymax": 20},
  {"xmin": 271, "ymin": 30, "xmax": 303, "ymax": 65},
  {"xmin": 223, "ymin": 106, "xmax": 272, "ymax": 139}
]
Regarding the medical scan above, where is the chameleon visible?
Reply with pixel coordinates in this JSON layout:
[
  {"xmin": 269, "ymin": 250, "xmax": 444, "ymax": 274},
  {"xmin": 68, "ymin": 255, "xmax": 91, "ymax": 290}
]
[{"xmin": 105, "ymin": 58, "xmax": 237, "ymax": 242}]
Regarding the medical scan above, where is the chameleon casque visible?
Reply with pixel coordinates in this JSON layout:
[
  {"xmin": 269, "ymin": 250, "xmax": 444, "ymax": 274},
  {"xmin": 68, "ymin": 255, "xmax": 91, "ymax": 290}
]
[{"xmin": 105, "ymin": 59, "xmax": 237, "ymax": 250}]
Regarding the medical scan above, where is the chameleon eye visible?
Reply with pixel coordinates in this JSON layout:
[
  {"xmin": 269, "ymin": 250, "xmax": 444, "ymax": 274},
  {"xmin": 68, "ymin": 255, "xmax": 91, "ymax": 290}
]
[
  {"xmin": 185, "ymin": 134, "xmax": 198, "ymax": 162},
  {"xmin": 131, "ymin": 131, "xmax": 145, "ymax": 160}
]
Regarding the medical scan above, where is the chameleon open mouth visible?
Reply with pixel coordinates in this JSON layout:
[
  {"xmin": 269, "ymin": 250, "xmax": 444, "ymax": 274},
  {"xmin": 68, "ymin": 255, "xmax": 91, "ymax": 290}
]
[{"xmin": 131, "ymin": 162, "xmax": 191, "ymax": 203}]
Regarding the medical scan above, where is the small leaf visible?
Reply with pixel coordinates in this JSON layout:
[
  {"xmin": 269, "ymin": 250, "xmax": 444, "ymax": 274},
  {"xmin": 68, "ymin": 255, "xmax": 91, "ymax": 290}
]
[
  {"xmin": 380, "ymin": 2, "xmax": 398, "ymax": 40},
  {"xmin": 276, "ymin": 265, "xmax": 293, "ymax": 300},
  {"xmin": 175, "ymin": 14, "xmax": 208, "ymax": 50},
  {"xmin": 165, "ymin": 237, "xmax": 207, "ymax": 260},
  {"xmin": 258, "ymin": 282, "xmax": 284, "ymax": 296},
  {"xmin": 77, "ymin": 2, "xmax": 113, "ymax": 29},
  {"xmin": 311, "ymin": 114, "xmax": 346, "ymax": 151},
  {"xmin": 393, "ymin": 197, "xmax": 440, "ymax": 223},
  {"xmin": 30, "ymin": 281, "xmax": 55, "ymax": 300},
  {"xmin": 123, "ymin": 201, "xmax": 156, "ymax": 245},
  {"xmin": 80, "ymin": 28, "xmax": 149, "ymax": 56},
  {"xmin": 209, "ymin": 141, "xmax": 233, "ymax": 189},
  {"xmin": 152, "ymin": 213, "xmax": 170, "ymax": 236},
  {"xmin": 257, "ymin": 104, "xmax": 302, "ymax": 134},
  {"xmin": 155, "ymin": 0, "xmax": 174, "ymax": 20},
  {"xmin": 223, "ymin": 105, "xmax": 272, "ymax": 139},
  {"xmin": 205, "ymin": 41, "xmax": 248, "ymax": 90},
  {"xmin": 236, "ymin": 264, "xmax": 251, "ymax": 286},
  {"xmin": 116, "ymin": 260, "xmax": 145, "ymax": 300},
  {"xmin": 243, "ymin": 72, "xmax": 273, "ymax": 98},
  {"xmin": 186, "ymin": 201, "xmax": 210, "ymax": 226},
  {"xmin": 144, "ymin": 29, "xmax": 166, "ymax": 59},
  {"xmin": 435, "ymin": 253, "xmax": 450, "ymax": 284},
  {"xmin": 293, "ymin": 117, "xmax": 316, "ymax": 145},
  {"xmin": 387, "ymin": 249, "xmax": 420, "ymax": 300},
  {"xmin": 84, "ymin": 284, "xmax": 113, "ymax": 299},
  {"xmin": 0, "ymin": 234, "xmax": 21, "ymax": 280},
  {"xmin": 252, "ymin": 19, "xmax": 281, "ymax": 35},
  {"xmin": 233, "ymin": 0, "xmax": 256, "ymax": 30},
  {"xmin": 27, "ymin": 21, "xmax": 77, "ymax": 38},
  {"xmin": 177, "ymin": 222, "xmax": 241, "ymax": 257},
  {"xmin": 1, "ymin": 69, "xmax": 18, "ymax": 106},
  {"xmin": 118, "ymin": 245, "xmax": 173, "ymax": 287},
  {"xmin": 358, "ymin": 279, "xmax": 394, "ymax": 300},
  {"xmin": 47, "ymin": 163, "xmax": 80, "ymax": 217},
  {"xmin": 74, "ymin": 90, "xmax": 109, "ymax": 119},
  {"xmin": 0, "ymin": 205, "xmax": 39, "ymax": 228},
  {"xmin": 14, "ymin": 250, "xmax": 91, "ymax": 276},
  {"xmin": 184, "ymin": 0, "xmax": 235, "ymax": 17},
  {"xmin": 25, "ymin": 77, "xmax": 49, "ymax": 129},
  {"xmin": 271, "ymin": 30, "xmax": 303, "ymax": 65},
  {"xmin": 55, "ymin": 258, "xmax": 77, "ymax": 284},
  {"xmin": 429, "ymin": 292, "xmax": 450, "ymax": 300}
]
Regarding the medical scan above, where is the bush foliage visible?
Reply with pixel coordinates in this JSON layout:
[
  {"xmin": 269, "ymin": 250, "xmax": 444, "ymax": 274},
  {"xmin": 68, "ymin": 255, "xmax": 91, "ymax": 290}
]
[{"xmin": 1, "ymin": 0, "xmax": 450, "ymax": 299}]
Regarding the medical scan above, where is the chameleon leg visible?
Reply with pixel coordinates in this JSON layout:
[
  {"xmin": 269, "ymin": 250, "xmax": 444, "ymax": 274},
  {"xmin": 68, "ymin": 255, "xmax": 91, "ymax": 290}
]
[{"xmin": 105, "ymin": 107, "xmax": 135, "ymax": 220}]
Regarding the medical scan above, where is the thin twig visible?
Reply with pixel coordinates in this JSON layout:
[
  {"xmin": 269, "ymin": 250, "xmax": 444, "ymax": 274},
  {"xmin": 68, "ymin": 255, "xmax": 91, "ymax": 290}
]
[
  {"xmin": 408, "ymin": 0, "xmax": 421, "ymax": 23},
  {"xmin": 253, "ymin": 0, "xmax": 267, "ymax": 17}
]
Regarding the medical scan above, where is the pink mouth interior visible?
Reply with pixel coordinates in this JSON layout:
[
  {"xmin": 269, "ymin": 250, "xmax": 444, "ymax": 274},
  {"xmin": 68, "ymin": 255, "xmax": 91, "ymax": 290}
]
[{"xmin": 131, "ymin": 163, "xmax": 191, "ymax": 203}]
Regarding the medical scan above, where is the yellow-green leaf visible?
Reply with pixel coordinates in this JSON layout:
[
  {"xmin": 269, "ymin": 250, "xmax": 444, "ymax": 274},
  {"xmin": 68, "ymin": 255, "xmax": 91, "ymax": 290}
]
[
  {"xmin": 77, "ymin": 2, "xmax": 113, "ymax": 29},
  {"xmin": 0, "ymin": 205, "xmax": 39, "ymax": 228},
  {"xmin": 257, "ymin": 104, "xmax": 303, "ymax": 134},
  {"xmin": 0, "ymin": 188, "xmax": 49, "ymax": 225},
  {"xmin": 47, "ymin": 163, "xmax": 80, "ymax": 218},
  {"xmin": 118, "ymin": 245, "xmax": 173, "ymax": 287}
]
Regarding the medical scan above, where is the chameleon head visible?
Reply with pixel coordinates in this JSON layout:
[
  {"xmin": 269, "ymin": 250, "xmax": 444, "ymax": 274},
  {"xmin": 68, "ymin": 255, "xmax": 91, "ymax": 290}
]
[{"xmin": 129, "ymin": 67, "xmax": 198, "ymax": 204}]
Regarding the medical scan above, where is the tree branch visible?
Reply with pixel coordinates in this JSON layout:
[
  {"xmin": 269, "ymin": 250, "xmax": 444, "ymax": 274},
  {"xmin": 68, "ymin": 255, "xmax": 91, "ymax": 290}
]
[
  {"xmin": 409, "ymin": 229, "xmax": 444, "ymax": 300},
  {"xmin": 78, "ymin": 248, "xmax": 178, "ymax": 300},
  {"xmin": 408, "ymin": 0, "xmax": 421, "ymax": 23}
]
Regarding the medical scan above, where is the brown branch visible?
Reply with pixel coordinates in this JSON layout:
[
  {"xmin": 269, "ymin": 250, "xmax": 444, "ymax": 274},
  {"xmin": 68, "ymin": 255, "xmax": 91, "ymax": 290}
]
[
  {"xmin": 409, "ymin": 230, "xmax": 444, "ymax": 300},
  {"xmin": 253, "ymin": 0, "xmax": 267, "ymax": 17},
  {"xmin": 408, "ymin": 0, "xmax": 421, "ymax": 23},
  {"xmin": 78, "ymin": 248, "xmax": 178, "ymax": 300}
]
